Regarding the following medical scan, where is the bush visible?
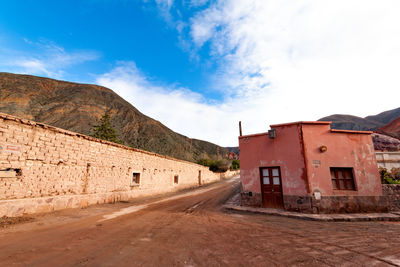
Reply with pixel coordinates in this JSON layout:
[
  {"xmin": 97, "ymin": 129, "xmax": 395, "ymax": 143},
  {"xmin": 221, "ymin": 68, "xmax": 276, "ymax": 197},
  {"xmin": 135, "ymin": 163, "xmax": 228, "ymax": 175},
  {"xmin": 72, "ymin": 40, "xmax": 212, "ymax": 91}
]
[
  {"xmin": 197, "ymin": 158, "xmax": 214, "ymax": 167},
  {"xmin": 379, "ymin": 167, "xmax": 400, "ymax": 184},
  {"xmin": 231, "ymin": 159, "xmax": 240, "ymax": 170},
  {"xmin": 391, "ymin": 168, "xmax": 400, "ymax": 180},
  {"xmin": 197, "ymin": 158, "xmax": 229, "ymax": 173}
]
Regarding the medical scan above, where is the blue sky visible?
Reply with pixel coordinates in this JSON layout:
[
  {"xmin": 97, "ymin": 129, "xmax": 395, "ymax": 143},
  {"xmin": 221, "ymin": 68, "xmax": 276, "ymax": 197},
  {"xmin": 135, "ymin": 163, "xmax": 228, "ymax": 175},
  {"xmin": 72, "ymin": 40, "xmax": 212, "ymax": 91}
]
[
  {"xmin": 0, "ymin": 0, "xmax": 217, "ymax": 96},
  {"xmin": 1, "ymin": 1, "xmax": 400, "ymax": 146}
]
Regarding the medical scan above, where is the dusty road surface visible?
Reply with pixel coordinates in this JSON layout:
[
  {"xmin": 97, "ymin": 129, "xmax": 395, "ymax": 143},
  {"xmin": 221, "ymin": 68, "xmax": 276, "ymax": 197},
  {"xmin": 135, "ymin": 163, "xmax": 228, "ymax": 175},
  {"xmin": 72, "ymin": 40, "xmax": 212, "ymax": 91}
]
[{"xmin": 1, "ymin": 176, "xmax": 400, "ymax": 266}]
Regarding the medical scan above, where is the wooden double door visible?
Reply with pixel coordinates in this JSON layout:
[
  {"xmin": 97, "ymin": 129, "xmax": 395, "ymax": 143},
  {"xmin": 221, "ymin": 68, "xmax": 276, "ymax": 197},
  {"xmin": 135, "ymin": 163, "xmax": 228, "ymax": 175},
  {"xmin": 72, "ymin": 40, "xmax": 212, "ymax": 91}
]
[{"xmin": 260, "ymin": 167, "xmax": 283, "ymax": 209}]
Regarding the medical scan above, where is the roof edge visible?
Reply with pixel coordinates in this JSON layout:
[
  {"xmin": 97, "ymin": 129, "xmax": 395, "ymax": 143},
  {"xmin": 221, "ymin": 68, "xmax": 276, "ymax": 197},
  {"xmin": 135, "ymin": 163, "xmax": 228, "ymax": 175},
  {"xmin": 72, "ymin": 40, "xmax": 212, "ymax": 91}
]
[
  {"xmin": 270, "ymin": 121, "xmax": 331, "ymax": 128},
  {"xmin": 330, "ymin": 129, "xmax": 373, "ymax": 134},
  {"xmin": 239, "ymin": 132, "xmax": 269, "ymax": 139}
]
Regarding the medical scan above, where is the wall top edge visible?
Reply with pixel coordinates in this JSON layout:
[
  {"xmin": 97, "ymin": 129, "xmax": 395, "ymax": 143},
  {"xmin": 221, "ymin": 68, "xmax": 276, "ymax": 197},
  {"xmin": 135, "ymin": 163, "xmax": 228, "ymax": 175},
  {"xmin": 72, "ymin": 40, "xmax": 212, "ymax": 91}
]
[
  {"xmin": 330, "ymin": 129, "xmax": 373, "ymax": 135},
  {"xmin": 239, "ymin": 132, "xmax": 269, "ymax": 139},
  {"xmin": 0, "ymin": 112, "xmax": 205, "ymax": 168},
  {"xmin": 270, "ymin": 121, "xmax": 331, "ymax": 128}
]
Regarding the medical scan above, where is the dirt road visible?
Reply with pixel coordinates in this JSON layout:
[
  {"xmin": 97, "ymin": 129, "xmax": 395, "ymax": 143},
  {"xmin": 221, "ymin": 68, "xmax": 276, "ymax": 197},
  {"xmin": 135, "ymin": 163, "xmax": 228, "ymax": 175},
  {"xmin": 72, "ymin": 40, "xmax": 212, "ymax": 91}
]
[{"xmin": 1, "ymin": 177, "xmax": 400, "ymax": 266}]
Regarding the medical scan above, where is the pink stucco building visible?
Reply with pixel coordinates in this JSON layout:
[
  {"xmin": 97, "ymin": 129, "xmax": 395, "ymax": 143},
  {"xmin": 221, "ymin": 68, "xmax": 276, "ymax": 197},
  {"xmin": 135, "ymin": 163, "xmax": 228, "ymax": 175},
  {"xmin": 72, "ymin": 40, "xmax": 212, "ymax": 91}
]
[{"xmin": 239, "ymin": 121, "xmax": 387, "ymax": 213}]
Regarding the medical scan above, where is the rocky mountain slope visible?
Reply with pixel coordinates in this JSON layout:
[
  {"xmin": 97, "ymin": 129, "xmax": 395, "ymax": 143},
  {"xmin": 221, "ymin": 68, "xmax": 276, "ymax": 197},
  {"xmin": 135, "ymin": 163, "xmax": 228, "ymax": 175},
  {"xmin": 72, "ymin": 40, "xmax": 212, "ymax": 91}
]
[
  {"xmin": 319, "ymin": 107, "xmax": 400, "ymax": 131},
  {"xmin": 377, "ymin": 117, "xmax": 400, "ymax": 139},
  {"xmin": 0, "ymin": 72, "xmax": 228, "ymax": 162},
  {"xmin": 319, "ymin": 107, "xmax": 400, "ymax": 151},
  {"xmin": 372, "ymin": 133, "xmax": 400, "ymax": 151}
]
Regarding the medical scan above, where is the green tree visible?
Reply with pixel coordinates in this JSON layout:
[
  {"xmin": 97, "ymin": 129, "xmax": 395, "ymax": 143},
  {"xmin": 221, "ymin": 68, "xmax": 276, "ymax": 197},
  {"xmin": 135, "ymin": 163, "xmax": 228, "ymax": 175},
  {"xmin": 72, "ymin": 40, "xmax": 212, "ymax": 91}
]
[
  {"xmin": 197, "ymin": 158, "xmax": 214, "ymax": 167},
  {"xmin": 90, "ymin": 112, "xmax": 123, "ymax": 144},
  {"xmin": 231, "ymin": 159, "xmax": 240, "ymax": 170}
]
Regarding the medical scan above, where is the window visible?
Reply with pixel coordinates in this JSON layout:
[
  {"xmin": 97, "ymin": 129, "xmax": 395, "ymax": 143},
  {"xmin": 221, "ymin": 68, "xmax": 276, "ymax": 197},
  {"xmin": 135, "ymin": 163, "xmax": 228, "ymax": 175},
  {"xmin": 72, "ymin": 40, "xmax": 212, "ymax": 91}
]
[
  {"xmin": 131, "ymin": 172, "xmax": 140, "ymax": 186},
  {"xmin": 174, "ymin": 175, "xmax": 179, "ymax": 184},
  {"xmin": 0, "ymin": 168, "xmax": 21, "ymax": 178},
  {"xmin": 330, "ymin": 167, "xmax": 355, "ymax": 190}
]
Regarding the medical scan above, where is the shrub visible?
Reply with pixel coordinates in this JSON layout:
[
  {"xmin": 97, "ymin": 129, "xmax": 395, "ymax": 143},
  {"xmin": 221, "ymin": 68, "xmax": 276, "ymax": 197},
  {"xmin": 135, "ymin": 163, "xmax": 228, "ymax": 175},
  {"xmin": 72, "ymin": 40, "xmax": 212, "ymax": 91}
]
[
  {"xmin": 379, "ymin": 167, "xmax": 400, "ymax": 184},
  {"xmin": 231, "ymin": 159, "xmax": 240, "ymax": 170},
  {"xmin": 391, "ymin": 167, "xmax": 400, "ymax": 180},
  {"xmin": 197, "ymin": 158, "xmax": 229, "ymax": 172},
  {"xmin": 197, "ymin": 158, "xmax": 214, "ymax": 167}
]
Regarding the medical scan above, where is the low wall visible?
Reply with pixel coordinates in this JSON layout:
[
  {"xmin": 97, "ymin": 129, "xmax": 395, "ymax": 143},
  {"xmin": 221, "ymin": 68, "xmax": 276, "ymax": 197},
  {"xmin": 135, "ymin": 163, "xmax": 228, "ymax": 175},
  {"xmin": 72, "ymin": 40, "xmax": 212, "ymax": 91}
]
[
  {"xmin": 240, "ymin": 191, "xmax": 389, "ymax": 213},
  {"xmin": 0, "ymin": 112, "xmax": 236, "ymax": 217},
  {"xmin": 375, "ymin": 152, "xmax": 400, "ymax": 170},
  {"xmin": 220, "ymin": 170, "xmax": 240, "ymax": 179},
  {"xmin": 382, "ymin": 184, "xmax": 400, "ymax": 211}
]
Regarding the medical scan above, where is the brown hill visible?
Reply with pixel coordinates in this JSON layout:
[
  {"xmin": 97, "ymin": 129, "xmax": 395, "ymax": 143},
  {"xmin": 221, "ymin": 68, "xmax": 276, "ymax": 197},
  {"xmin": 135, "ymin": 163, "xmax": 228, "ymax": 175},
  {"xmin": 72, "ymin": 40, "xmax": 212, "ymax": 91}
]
[
  {"xmin": 0, "ymin": 72, "xmax": 227, "ymax": 162},
  {"xmin": 365, "ymin": 107, "xmax": 400, "ymax": 126},
  {"xmin": 377, "ymin": 117, "xmax": 400, "ymax": 139},
  {"xmin": 319, "ymin": 107, "xmax": 400, "ymax": 131},
  {"xmin": 318, "ymin": 114, "xmax": 382, "ymax": 131}
]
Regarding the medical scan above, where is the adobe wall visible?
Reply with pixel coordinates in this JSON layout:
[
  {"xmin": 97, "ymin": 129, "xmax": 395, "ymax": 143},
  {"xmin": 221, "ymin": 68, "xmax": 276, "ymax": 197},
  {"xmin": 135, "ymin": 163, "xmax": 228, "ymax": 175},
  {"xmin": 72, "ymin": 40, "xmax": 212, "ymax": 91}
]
[
  {"xmin": 0, "ymin": 112, "xmax": 229, "ymax": 217},
  {"xmin": 301, "ymin": 125, "xmax": 388, "ymax": 213},
  {"xmin": 239, "ymin": 122, "xmax": 387, "ymax": 213},
  {"xmin": 302, "ymin": 125, "xmax": 382, "ymax": 196},
  {"xmin": 303, "ymin": 125, "xmax": 388, "ymax": 213},
  {"xmin": 238, "ymin": 124, "xmax": 309, "ymax": 209}
]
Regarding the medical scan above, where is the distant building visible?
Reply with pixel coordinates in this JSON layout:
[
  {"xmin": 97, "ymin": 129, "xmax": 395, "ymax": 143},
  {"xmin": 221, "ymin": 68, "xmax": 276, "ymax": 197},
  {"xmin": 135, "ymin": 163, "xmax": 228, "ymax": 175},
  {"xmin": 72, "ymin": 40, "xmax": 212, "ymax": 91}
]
[
  {"xmin": 375, "ymin": 152, "xmax": 400, "ymax": 170},
  {"xmin": 227, "ymin": 152, "xmax": 239, "ymax": 160},
  {"xmin": 373, "ymin": 133, "xmax": 400, "ymax": 170},
  {"xmin": 239, "ymin": 121, "xmax": 387, "ymax": 213}
]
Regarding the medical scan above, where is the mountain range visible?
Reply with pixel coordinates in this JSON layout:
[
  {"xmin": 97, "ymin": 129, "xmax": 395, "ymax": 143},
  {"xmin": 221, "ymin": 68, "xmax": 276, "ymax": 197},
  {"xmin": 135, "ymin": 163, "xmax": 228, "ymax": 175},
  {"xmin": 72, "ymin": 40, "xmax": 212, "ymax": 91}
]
[
  {"xmin": 0, "ymin": 72, "xmax": 228, "ymax": 162},
  {"xmin": 319, "ymin": 107, "xmax": 400, "ymax": 139},
  {"xmin": 1, "ymin": 72, "xmax": 399, "ymax": 160}
]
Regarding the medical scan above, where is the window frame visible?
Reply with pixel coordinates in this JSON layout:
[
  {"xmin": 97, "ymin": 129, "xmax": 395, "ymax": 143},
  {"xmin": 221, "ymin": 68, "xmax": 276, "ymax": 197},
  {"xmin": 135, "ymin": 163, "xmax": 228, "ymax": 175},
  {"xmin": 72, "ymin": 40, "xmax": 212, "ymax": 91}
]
[
  {"xmin": 330, "ymin": 167, "xmax": 356, "ymax": 191},
  {"xmin": 174, "ymin": 175, "xmax": 179, "ymax": 185},
  {"xmin": 130, "ymin": 172, "xmax": 141, "ymax": 187}
]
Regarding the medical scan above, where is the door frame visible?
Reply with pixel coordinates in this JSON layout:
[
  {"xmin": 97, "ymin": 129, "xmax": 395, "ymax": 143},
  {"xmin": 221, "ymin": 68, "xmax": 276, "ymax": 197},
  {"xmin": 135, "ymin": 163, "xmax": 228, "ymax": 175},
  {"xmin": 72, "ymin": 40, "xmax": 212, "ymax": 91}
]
[
  {"xmin": 198, "ymin": 170, "xmax": 202, "ymax": 185},
  {"xmin": 259, "ymin": 166, "xmax": 284, "ymax": 208}
]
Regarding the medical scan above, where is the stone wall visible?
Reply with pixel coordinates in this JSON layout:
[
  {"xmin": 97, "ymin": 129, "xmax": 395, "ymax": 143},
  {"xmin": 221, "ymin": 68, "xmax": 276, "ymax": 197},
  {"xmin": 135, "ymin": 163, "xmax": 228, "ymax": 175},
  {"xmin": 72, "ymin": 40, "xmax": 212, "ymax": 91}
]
[
  {"xmin": 240, "ymin": 191, "xmax": 389, "ymax": 214},
  {"xmin": 0, "ymin": 112, "xmax": 234, "ymax": 217},
  {"xmin": 310, "ymin": 196, "xmax": 388, "ymax": 213},
  {"xmin": 240, "ymin": 191, "xmax": 262, "ymax": 207},
  {"xmin": 382, "ymin": 184, "xmax": 400, "ymax": 211}
]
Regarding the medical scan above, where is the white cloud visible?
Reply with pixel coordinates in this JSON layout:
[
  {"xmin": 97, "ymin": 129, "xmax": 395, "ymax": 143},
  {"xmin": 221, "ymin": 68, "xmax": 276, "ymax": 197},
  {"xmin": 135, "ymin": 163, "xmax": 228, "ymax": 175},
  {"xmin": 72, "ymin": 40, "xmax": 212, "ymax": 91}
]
[
  {"xmin": 188, "ymin": 0, "xmax": 209, "ymax": 8},
  {"xmin": 0, "ymin": 40, "xmax": 100, "ymax": 79},
  {"xmin": 186, "ymin": 0, "xmax": 400, "ymax": 133},
  {"xmin": 14, "ymin": 59, "xmax": 50, "ymax": 76},
  {"xmin": 96, "ymin": 62, "xmax": 235, "ymax": 145},
  {"xmin": 99, "ymin": 1, "xmax": 400, "ymax": 147},
  {"xmin": 152, "ymin": 0, "xmax": 175, "ymax": 24},
  {"xmin": 96, "ymin": 61, "xmax": 295, "ymax": 147}
]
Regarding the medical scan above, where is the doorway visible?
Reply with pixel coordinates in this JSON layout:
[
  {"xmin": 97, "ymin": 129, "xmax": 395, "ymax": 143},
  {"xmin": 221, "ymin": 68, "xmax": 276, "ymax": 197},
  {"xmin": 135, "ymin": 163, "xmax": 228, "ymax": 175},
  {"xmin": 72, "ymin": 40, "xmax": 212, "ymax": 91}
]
[
  {"xmin": 198, "ymin": 170, "xmax": 202, "ymax": 185},
  {"xmin": 259, "ymin": 167, "xmax": 283, "ymax": 209}
]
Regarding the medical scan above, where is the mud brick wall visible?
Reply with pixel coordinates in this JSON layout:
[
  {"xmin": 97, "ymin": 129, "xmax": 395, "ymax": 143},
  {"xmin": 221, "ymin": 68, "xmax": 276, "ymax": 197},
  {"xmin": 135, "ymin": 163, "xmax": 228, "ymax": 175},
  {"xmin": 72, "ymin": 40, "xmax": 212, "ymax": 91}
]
[
  {"xmin": 382, "ymin": 184, "xmax": 400, "ymax": 211},
  {"xmin": 0, "ymin": 112, "xmax": 231, "ymax": 217}
]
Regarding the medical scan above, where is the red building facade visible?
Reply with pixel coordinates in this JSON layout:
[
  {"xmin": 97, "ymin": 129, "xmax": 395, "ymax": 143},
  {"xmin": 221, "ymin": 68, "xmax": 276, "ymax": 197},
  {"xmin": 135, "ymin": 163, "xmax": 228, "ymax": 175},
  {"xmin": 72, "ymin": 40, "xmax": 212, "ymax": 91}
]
[{"xmin": 239, "ymin": 121, "xmax": 387, "ymax": 213}]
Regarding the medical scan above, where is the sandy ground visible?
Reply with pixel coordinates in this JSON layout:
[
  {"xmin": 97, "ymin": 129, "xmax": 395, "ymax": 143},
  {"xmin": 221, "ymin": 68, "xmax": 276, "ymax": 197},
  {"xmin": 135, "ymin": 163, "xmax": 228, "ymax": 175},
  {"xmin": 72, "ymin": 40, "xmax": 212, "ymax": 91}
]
[{"xmin": 1, "ymin": 177, "xmax": 400, "ymax": 266}]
